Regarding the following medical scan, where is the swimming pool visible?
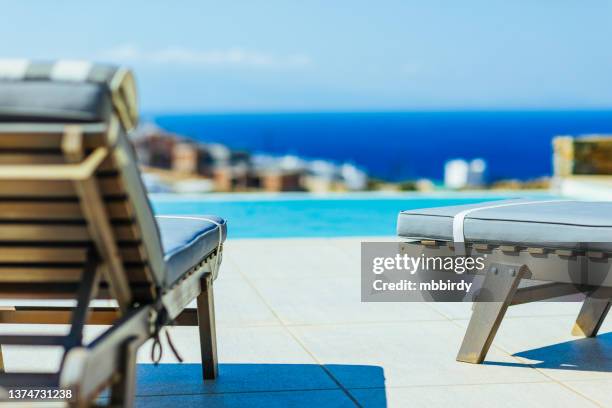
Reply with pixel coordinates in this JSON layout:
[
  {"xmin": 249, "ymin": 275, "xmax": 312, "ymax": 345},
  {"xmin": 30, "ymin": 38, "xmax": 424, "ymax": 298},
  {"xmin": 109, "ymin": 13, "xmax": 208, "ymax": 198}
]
[{"xmin": 151, "ymin": 191, "xmax": 555, "ymax": 239}]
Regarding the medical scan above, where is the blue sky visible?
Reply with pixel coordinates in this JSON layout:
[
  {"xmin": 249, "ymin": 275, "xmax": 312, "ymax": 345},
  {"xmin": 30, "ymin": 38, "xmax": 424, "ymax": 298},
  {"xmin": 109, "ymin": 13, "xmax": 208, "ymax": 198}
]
[{"xmin": 2, "ymin": 1, "xmax": 612, "ymax": 112}]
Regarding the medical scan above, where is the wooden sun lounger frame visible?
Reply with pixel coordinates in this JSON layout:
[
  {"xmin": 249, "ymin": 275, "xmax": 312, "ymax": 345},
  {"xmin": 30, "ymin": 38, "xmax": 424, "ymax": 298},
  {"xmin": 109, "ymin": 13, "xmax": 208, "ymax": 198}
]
[
  {"xmin": 0, "ymin": 122, "xmax": 220, "ymax": 407},
  {"xmin": 401, "ymin": 240, "xmax": 612, "ymax": 364}
]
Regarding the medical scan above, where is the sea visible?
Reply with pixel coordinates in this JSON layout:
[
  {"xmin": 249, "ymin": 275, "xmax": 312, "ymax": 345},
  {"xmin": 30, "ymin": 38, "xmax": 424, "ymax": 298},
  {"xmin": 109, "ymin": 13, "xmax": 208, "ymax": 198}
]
[{"xmin": 150, "ymin": 110, "xmax": 612, "ymax": 182}]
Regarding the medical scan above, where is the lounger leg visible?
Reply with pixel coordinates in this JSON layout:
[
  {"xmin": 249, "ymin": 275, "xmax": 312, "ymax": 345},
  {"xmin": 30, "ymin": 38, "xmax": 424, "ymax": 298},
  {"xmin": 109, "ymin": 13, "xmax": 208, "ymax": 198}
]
[
  {"xmin": 572, "ymin": 292, "xmax": 611, "ymax": 337},
  {"xmin": 0, "ymin": 307, "xmax": 14, "ymax": 373},
  {"xmin": 457, "ymin": 263, "xmax": 526, "ymax": 364},
  {"xmin": 109, "ymin": 338, "xmax": 138, "ymax": 408},
  {"xmin": 197, "ymin": 275, "xmax": 218, "ymax": 380}
]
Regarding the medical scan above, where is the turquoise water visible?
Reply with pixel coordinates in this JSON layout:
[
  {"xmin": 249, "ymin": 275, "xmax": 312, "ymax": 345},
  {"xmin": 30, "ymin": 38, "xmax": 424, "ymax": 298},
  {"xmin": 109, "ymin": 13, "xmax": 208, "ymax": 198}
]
[{"xmin": 151, "ymin": 192, "xmax": 554, "ymax": 239}]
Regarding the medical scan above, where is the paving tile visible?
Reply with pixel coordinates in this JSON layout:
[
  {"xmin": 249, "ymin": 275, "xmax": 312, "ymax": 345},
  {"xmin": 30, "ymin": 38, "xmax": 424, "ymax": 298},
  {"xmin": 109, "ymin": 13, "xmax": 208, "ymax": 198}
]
[
  {"xmin": 454, "ymin": 316, "xmax": 612, "ymax": 382},
  {"xmin": 136, "ymin": 326, "xmax": 317, "ymax": 365},
  {"xmin": 428, "ymin": 301, "xmax": 582, "ymax": 320},
  {"xmin": 563, "ymin": 379, "xmax": 612, "ymax": 407},
  {"xmin": 0, "ymin": 344, "xmax": 63, "ymax": 373},
  {"xmin": 216, "ymin": 252, "xmax": 245, "ymax": 281},
  {"xmin": 134, "ymin": 389, "xmax": 356, "ymax": 408},
  {"xmin": 425, "ymin": 302, "xmax": 474, "ymax": 320},
  {"xmin": 351, "ymin": 382, "xmax": 597, "ymax": 408},
  {"xmin": 183, "ymin": 274, "xmax": 281, "ymax": 327},
  {"xmin": 503, "ymin": 300, "xmax": 583, "ymax": 318},
  {"xmin": 289, "ymin": 321, "xmax": 548, "ymax": 388},
  {"xmin": 250, "ymin": 277, "xmax": 445, "ymax": 325},
  {"xmin": 0, "ymin": 324, "xmax": 112, "ymax": 372},
  {"xmin": 0, "ymin": 324, "xmax": 68, "ymax": 372},
  {"xmin": 133, "ymin": 363, "xmax": 338, "ymax": 396},
  {"xmin": 2, "ymin": 238, "xmax": 610, "ymax": 406},
  {"xmin": 598, "ymin": 314, "xmax": 612, "ymax": 333},
  {"xmin": 227, "ymin": 238, "xmax": 359, "ymax": 280},
  {"xmin": 327, "ymin": 237, "xmax": 400, "ymax": 259}
]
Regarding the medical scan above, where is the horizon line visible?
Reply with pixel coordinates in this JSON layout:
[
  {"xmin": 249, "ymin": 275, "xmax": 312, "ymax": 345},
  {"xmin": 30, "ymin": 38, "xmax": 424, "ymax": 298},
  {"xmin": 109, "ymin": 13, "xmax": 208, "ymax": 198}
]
[{"xmin": 142, "ymin": 107, "xmax": 612, "ymax": 117}]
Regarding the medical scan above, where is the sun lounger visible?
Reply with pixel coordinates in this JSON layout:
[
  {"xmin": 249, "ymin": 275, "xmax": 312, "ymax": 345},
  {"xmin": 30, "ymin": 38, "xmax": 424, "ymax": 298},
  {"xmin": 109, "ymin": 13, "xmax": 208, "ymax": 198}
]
[
  {"xmin": 0, "ymin": 60, "xmax": 226, "ymax": 406},
  {"xmin": 397, "ymin": 199, "xmax": 612, "ymax": 363}
]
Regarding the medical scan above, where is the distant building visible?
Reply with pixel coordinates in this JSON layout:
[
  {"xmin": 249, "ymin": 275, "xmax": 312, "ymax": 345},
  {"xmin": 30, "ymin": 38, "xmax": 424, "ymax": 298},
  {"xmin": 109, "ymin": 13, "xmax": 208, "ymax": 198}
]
[
  {"xmin": 172, "ymin": 142, "xmax": 200, "ymax": 175},
  {"xmin": 261, "ymin": 171, "xmax": 303, "ymax": 192},
  {"xmin": 467, "ymin": 159, "xmax": 487, "ymax": 187},
  {"xmin": 173, "ymin": 178, "xmax": 216, "ymax": 193},
  {"xmin": 553, "ymin": 134, "xmax": 612, "ymax": 199},
  {"xmin": 213, "ymin": 164, "xmax": 260, "ymax": 192},
  {"xmin": 172, "ymin": 142, "xmax": 230, "ymax": 177},
  {"xmin": 340, "ymin": 163, "xmax": 368, "ymax": 190},
  {"xmin": 444, "ymin": 158, "xmax": 487, "ymax": 189},
  {"xmin": 133, "ymin": 131, "xmax": 176, "ymax": 169},
  {"xmin": 229, "ymin": 150, "xmax": 251, "ymax": 167},
  {"xmin": 132, "ymin": 123, "xmax": 372, "ymax": 193},
  {"xmin": 206, "ymin": 143, "xmax": 231, "ymax": 169},
  {"xmin": 444, "ymin": 159, "xmax": 469, "ymax": 189},
  {"xmin": 249, "ymin": 154, "xmax": 306, "ymax": 192},
  {"xmin": 415, "ymin": 178, "xmax": 435, "ymax": 192}
]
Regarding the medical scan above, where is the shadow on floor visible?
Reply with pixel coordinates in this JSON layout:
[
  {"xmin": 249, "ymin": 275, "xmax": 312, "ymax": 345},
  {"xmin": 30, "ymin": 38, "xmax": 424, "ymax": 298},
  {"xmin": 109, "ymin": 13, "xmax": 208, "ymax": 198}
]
[
  {"xmin": 130, "ymin": 363, "xmax": 387, "ymax": 407},
  {"xmin": 484, "ymin": 331, "xmax": 612, "ymax": 372}
]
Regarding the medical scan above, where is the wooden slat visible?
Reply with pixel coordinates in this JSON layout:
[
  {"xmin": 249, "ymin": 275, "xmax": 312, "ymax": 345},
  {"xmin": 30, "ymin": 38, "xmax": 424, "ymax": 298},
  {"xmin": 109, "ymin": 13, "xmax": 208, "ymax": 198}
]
[
  {"xmin": 500, "ymin": 245, "xmax": 519, "ymax": 253},
  {"xmin": 0, "ymin": 284, "xmax": 78, "ymax": 298},
  {"xmin": 0, "ymin": 225, "xmax": 89, "ymax": 241},
  {"xmin": 0, "ymin": 307, "xmax": 199, "ymax": 325},
  {"xmin": 0, "ymin": 201, "xmax": 132, "ymax": 220},
  {"xmin": 0, "ymin": 283, "xmax": 152, "ymax": 299},
  {"xmin": 511, "ymin": 282, "xmax": 590, "ymax": 305},
  {"xmin": 0, "ymin": 123, "xmax": 157, "ymax": 303},
  {"xmin": 0, "ymin": 245, "xmax": 146, "ymax": 264},
  {"xmin": 0, "ymin": 224, "xmax": 139, "ymax": 242},
  {"xmin": 0, "ymin": 178, "xmax": 124, "ymax": 197},
  {"xmin": 0, "ymin": 153, "xmax": 117, "ymax": 172},
  {"xmin": 119, "ymin": 247, "xmax": 147, "ymax": 263},
  {"xmin": 556, "ymin": 249, "xmax": 575, "ymax": 257},
  {"xmin": 0, "ymin": 132, "xmax": 106, "ymax": 149},
  {"xmin": 0, "ymin": 247, "xmax": 87, "ymax": 263},
  {"xmin": 0, "ymin": 307, "xmax": 120, "ymax": 325},
  {"xmin": 0, "ymin": 267, "xmax": 82, "ymax": 282},
  {"xmin": 0, "ymin": 266, "xmax": 150, "ymax": 283},
  {"xmin": 0, "ymin": 153, "xmax": 64, "ymax": 164},
  {"xmin": 0, "ymin": 146, "xmax": 108, "ymax": 180},
  {"xmin": 129, "ymin": 265, "xmax": 152, "ymax": 283}
]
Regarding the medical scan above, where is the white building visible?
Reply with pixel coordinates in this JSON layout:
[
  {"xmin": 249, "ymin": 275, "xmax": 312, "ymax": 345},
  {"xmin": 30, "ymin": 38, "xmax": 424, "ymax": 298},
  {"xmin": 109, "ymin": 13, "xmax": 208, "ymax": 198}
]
[
  {"xmin": 340, "ymin": 163, "xmax": 368, "ymax": 190},
  {"xmin": 445, "ymin": 158, "xmax": 487, "ymax": 189}
]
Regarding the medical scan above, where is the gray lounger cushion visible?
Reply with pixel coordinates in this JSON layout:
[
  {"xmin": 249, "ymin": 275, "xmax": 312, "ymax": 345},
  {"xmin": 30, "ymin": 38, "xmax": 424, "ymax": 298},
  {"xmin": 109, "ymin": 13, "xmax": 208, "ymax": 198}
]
[
  {"xmin": 397, "ymin": 200, "xmax": 612, "ymax": 248},
  {"xmin": 0, "ymin": 60, "xmax": 123, "ymax": 123},
  {"xmin": 157, "ymin": 216, "xmax": 227, "ymax": 285},
  {"xmin": 0, "ymin": 81, "xmax": 112, "ymax": 122}
]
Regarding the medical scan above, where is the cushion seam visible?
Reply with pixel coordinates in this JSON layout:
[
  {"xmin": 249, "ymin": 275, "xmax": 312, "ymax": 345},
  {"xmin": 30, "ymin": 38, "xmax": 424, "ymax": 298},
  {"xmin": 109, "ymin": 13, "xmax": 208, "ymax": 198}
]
[{"xmin": 399, "ymin": 213, "xmax": 612, "ymax": 228}]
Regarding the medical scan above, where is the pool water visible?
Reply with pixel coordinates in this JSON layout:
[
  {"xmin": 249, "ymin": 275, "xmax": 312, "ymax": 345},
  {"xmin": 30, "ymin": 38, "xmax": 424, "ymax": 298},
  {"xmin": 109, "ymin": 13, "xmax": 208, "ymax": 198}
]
[{"xmin": 151, "ymin": 192, "xmax": 554, "ymax": 239}]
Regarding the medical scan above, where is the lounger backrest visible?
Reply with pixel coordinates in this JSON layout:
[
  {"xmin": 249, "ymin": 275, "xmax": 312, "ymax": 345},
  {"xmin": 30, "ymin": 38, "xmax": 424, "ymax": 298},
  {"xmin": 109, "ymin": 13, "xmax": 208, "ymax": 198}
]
[{"xmin": 0, "ymin": 60, "xmax": 166, "ymax": 307}]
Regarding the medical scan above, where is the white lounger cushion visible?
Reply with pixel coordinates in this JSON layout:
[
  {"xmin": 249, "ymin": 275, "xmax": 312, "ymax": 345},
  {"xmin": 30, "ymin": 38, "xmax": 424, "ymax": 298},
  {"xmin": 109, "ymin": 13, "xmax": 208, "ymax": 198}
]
[{"xmin": 397, "ymin": 200, "xmax": 612, "ymax": 249}]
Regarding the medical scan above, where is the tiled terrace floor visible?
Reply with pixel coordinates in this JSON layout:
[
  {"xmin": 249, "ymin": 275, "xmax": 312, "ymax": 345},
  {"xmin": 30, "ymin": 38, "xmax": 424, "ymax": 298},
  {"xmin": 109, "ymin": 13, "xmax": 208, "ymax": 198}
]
[{"xmin": 2, "ymin": 237, "xmax": 612, "ymax": 407}]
